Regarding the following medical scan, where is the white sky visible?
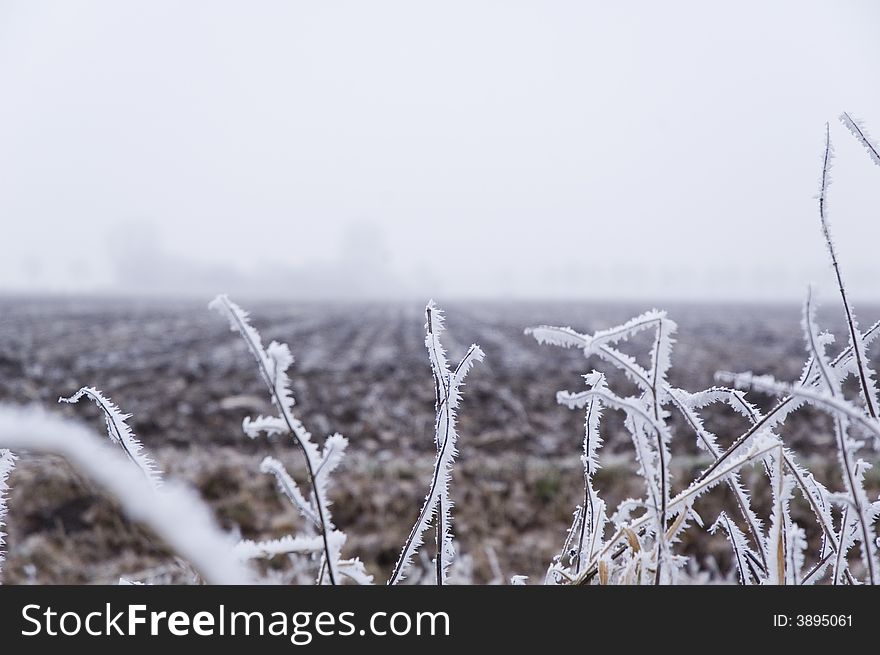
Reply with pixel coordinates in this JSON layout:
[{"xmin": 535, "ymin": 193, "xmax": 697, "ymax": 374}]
[{"xmin": 1, "ymin": 1, "xmax": 879, "ymax": 302}]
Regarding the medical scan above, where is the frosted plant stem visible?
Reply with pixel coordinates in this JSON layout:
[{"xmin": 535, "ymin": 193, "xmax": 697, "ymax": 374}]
[
  {"xmin": 59, "ymin": 387, "xmax": 162, "ymax": 487},
  {"xmin": 427, "ymin": 304, "xmax": 449, "ymax": 585},
  {"xmin": 650, "ymin": 319, "xmax": 667, "ymax": 585},
  {"xmin": 840, "ymin": 112, "xmax": 880, "ymax": 167},
  {"xmin": 389, "ymin": 303, "xmax": 483, "ymax": 585},
  {"xmin": 832, "ymin": 505, "xmax": 851, "ymax": 585},
  {"xmin": 804, "ymin": 288, "xmax": 875, "ymax": 584},
  {"xmin": 0, "ymin": 449, "xmax": 13, "ymax": 579},
  {"xmin": 213, "ymin": 297, "xmax": 337, "ymax": 585},
  {"xmin": 818, "ymin": 123, "xmax": 879, "ymax": 420}
]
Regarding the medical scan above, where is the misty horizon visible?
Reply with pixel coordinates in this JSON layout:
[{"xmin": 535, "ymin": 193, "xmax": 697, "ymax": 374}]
[{"xmin": 2, "ymin": 1, "xmax": 880, "ymax": 303}]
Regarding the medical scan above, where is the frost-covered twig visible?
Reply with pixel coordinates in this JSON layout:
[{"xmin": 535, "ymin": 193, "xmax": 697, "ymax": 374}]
[
  {"xmin": 572, "ymin": 373, "xmax": 607, "ymax": 575},
  {"xmin": 710, "ymin": 512, "xmax": 759, "ymax": 585},
  {"xmin": 0, "ymin": 406, "xmax": 250, "ymax": 584},
  {"xmin": 840, "ymin": 112, "xmax": 880, "ymax": 168},
  {"xmin": 765, "ymin": 446, "xmax": 793, "ymax": 585},
  {"xmin": 647, "ymin": 312, "xmax": 675, "ymax": 583},
  {"xmin": 259, "ymin": 456, "xmax": 319, "ymax": 527},
  {"xmin": 59, "ymin": 387, "xmax": 162, "ymax": 487},
  {"xmin": 236, "ymin": 532, "xmax": 341, "ymax": 561},
  {"xmin": 235, "ymin": 531, "xmax": 373, "ymax": 585},
  {"xmin": 817, "ymin": 123, "xmax": 880, "ymax": 420},
  {"xmin": 210, "ymin": 295, "xmax": 342, "ymax": 585},
  {"xmin": 545, "ymin": 372, "xmax": 608, "ymax": 583},
  {"xmin": 832, "ymin": 505, "xmax": 854, "ymax": 585},
  {"xmin": 389, "ymin": 301, "xmax": 484, "ymax": 585},
  {"xmin": 0, "ymin": 449, "xmax": 14, "ymax": 580}
]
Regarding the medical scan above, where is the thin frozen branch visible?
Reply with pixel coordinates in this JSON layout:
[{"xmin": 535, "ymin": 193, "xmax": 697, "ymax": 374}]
[
  {"xmin": 840, "ymin": 111, "xmax": 880, "ymax": 168},
  {"xmin": 59, "ymin": 386, "xmax": 162, "ymax": 487},
  {"xmin": 817, "ymin": 124, "xmax": 880, "ymax": 420},
  {"xmin": 210, "ymin": 295, "xmax": 341, "ymax": 585},
  {"xmin": 389, "ymin": 302, "xmax": 483, "ymax": 585},
  {"xmin": 0, "ymin": 449, "xmax": 14, "ymax": 580}
]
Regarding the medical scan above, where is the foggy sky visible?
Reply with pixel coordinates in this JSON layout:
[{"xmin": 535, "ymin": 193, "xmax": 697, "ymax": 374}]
[{"xmin": 1, "ymin": 1, "xmax": 879, "ymax": 302}]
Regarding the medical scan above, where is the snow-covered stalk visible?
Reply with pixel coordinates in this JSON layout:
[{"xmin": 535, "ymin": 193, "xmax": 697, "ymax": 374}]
[
  {"xmin": 764, "ymin": 446, "xmax": 793, "ymax": 585},
  {"xmin": 817, "ymin": 124, "xmax": 880, "ymax": 421},
  {"xmin": 0, "ymin": 449, "xmax": 14, "ymax": 580},
  {"xmin": 787, "ymin": 521, "xmax": 808, "ymax": 586},
  {"xmin": 388, "ymin": 301, "xmax": 483, "ymax": 585},
  {"xmin": 546, "ymin": 372, "xmax": 608, "ymax": 583},
  {"xmin": 236, "ymin": 533, "xmax": 340, "ymax": 561},
  {"xmin": 840, "ymin": 112, "xmax": 880, "ymax": 168},
  {"xmin": 0, "ymin": 406, "xmax": 250, "ymax": 584},
  {"xmin": 259, "ymin": 456, "xmax": 319, "ymax": 527},
  {"xmin": 210, "ymin": 295, "xmax": 343, "ymax": 585},
  {"xmin": 647, "ymin": 314, "xmax": 675, "ymax": 583},
  {"xmin": 59, "ymin": 387, "xmax": 162, "ymax": 487},
  {"xmin": 263, "ymin": 435, "xmax": 351, "ymax": 584},
  {"xmin": 235, "ymin": 530, "xmax": 372, "ymax": 585},
  {"xmin": 832, "ymin": 505, "xmax": 853, "ymax": 585},
  {"xmin": 572, "ymin": 373, "xmax": 607, "ymax": 575},
  {"xmin": 710, "ymin": 512, "xmax": 761, "ymax": 585}
]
